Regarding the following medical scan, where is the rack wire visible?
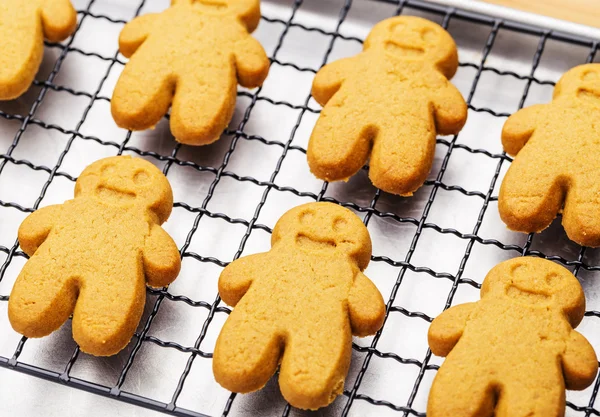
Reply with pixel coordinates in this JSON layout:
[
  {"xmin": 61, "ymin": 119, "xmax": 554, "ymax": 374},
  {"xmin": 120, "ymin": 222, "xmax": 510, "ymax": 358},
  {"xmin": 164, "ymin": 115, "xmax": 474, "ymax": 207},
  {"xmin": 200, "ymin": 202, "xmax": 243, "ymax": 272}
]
[{"xmin": 0, "ymin": 0, "xmax": 599, "ymax": 415}]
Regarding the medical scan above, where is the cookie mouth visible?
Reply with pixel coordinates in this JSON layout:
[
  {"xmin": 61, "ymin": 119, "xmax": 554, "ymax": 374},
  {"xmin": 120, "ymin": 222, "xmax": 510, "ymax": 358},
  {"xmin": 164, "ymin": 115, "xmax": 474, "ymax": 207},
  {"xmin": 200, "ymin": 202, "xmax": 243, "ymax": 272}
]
[
  {"xmin": 506, "ymin": 284, "xmax": 550, "ymax": 303},
  {"xmin": 577, "ymin": 87, "xmax": 600, "ymax": 104},
  {"xmin": 295, "ymin": 234, "xmax": 337, "ymax": 251},
  {"xmin": 195, "ymin": 0, "xmax": 227, "ymax": 10},
  {"xmin": 385, "ymin": 41, "xmax": 425, "ymax": 57},
  {"xmin": 95, "ymin": 185, "xmax": 136, "ymax": 204}
]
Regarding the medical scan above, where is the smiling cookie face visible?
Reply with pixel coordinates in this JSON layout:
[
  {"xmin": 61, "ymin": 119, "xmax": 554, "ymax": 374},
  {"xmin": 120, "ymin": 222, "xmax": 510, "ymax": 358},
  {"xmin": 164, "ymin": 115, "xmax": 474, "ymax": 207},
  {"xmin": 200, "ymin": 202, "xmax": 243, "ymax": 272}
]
[
  {"xmin": 171, "ymin": 0, "xmax": 260, "ymax": 31},
  {"xmin": 553, "ymin": 63, "xmax": 600, "ymax": 106},
  {"xmin": 481, "ymin": 257, "xmax": 585, "ymax": 326},
  {"xmin": 75, "ymin": 156, "xmax": 173, "ymax": 223},
  {"xmin": 271, "ymin": 202, "xmax": 372, "ymax": 269},
  {"xmin": 364, "ymin": 16, "xmax": 458, "ymax": 78}
]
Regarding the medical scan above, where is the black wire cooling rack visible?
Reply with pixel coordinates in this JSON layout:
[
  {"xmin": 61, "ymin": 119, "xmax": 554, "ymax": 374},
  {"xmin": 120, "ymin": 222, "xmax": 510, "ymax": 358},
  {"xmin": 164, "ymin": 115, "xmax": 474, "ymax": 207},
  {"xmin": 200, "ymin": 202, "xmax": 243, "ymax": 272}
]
[{"xmin": 0, "ymin": 0, "xmax": 600, "ymax": 416}]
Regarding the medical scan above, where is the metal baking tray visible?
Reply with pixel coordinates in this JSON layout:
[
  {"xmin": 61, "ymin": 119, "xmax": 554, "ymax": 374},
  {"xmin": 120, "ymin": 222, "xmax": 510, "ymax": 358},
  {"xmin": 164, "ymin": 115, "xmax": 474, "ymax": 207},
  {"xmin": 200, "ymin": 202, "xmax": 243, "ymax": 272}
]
[{"xmin": 0, "ymin": 0, "xmax": 599, "ymax": 416}]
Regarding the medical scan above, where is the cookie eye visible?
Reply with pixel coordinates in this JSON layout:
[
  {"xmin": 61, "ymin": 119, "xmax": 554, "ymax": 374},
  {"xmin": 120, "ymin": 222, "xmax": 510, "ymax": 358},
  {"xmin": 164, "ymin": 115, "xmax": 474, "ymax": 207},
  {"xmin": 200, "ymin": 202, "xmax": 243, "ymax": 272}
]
[
  {"xmin": 582, "ymin": 69, "xmax": 600, "ymax": 82},
  {"xmin": 544, "ymin": 272, "xmax": 560, "ymax": 287},
  {"xmin": 332, "ymin": 217, "xmax": 348, "ymax": 232},
  {"xmin": 133, "ymin": 170, "xmax": 151, "ymax": 186},
  {"xmin": 389, "ymin": 22, "xmax": 406, "ymax": 36},
  {"xmin": 100, "ymin": 163, "xmax": 117, "ymax": 177},
  {"xmin": 420, "ymin": 28, "xmax": 436, "ymax": 43},
  {"xmin": 299, "ymin": 210, "xmax": 315, "ymax": 224},
  {"xmin": 509, "ymin": 262, "xmax": 530, "ymax": 280}
]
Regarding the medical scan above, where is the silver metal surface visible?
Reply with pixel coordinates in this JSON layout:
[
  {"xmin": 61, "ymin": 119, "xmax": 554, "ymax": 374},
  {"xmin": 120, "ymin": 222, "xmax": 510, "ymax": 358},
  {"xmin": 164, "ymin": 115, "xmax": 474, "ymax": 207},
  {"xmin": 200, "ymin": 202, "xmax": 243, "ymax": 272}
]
[{"xmin": 0, "ymin": 0, "xmax": 598, "ymax": 416}]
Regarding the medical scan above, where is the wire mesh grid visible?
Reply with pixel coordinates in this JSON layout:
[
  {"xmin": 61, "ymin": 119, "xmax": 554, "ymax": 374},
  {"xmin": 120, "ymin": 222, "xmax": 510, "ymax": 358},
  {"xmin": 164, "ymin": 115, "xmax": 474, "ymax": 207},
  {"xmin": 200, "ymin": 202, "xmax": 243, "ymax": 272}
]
[{"xmin": 0, "ymin": 0, "xmax": 599, "ymax": 415}]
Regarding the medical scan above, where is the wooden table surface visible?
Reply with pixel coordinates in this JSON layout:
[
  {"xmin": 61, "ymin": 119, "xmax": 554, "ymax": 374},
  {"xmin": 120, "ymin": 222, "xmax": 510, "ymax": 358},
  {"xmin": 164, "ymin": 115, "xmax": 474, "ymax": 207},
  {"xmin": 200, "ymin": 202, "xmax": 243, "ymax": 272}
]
[{"xmin": 481, "ymin": 0, "xmax": 600, "ymax": 28}]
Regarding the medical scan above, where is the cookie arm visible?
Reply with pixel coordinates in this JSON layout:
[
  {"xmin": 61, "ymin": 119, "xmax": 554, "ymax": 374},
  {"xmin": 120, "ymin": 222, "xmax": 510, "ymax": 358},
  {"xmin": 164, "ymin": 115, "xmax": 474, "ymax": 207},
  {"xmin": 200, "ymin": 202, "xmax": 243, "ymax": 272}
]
[
  {"xmin": 18, "ymin": 205, "xmax": 62, "ymax": 256},
  {"xmin": 119, "ymin": 14, "xmax": 159, "ymax": 58},
  {"xmin": 143, "ymin": 224, "xmax": 181, "ymax": 288},
  {"xmin": 562, "ymin": 330, "xmax": 598, "ymax": 390},
  {"xmin": 428, "ymin": 303, "xmax": 475, "ymax": 357},
  {"xmin": 501, "ymin": 104, "xmax": 546, "ymax": 156},
  {"xmin": 218, "ymin": 253, "xmax": 266, "ymax": 307},
  {"xmin": 311, "ymin": 57, "xmax": 355, "ymax": 106},
  {"xmin": 40, "ymin": 0, "xmax": 77, "ymax": 42},
  {"xmin": 432, "ymin": 82, "xmax": 468, "ymax": 136},
  {"xmin": 348, "ymin": 271, "xmax": 386, "ymax": 337},
  {"xmin": 233, "ymin": 36, "xmax": 270, "ymax": 88}
]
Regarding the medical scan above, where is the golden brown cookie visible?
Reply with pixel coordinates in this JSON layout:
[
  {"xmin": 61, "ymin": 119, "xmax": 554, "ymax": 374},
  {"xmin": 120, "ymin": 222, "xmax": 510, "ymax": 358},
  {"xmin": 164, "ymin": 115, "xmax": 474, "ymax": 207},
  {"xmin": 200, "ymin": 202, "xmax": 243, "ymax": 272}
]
[
  {"xmin": 307, "ymin": 16, "xmax": 467, "ymax": 196},
  {"xmin": 212, "ymin": 202, "xmax": 386, "ymax": 410},
  {"xmin": 8, "ymin": 156, "xmax": 181, "ymax": 356},
  {"xmin": 111, "ymin": 0, "xmax": 270, "ymax": 146},
  {"xmin": 0, "ymin": 0, "xmax": 77, "ymax": 100},
  {"xmin": 499, "ymin": 64, "xmax": 600, "ymax": 247},
  {"xmin": 428, "ymin": 257, "xmax": 597, "ymax": 417}
]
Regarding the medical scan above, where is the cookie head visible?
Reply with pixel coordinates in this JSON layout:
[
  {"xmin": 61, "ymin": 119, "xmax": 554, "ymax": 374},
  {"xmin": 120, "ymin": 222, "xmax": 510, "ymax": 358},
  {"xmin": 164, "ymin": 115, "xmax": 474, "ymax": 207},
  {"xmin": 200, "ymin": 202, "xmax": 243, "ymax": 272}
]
[
  {"xmin": 364, "ymin": 16, "xmax": 458, "ymax": 78},
  {"xmin": 172, "ymin": 0, "xmax": 261, "ymax": 32},
  {"xmin": 553, "ymin": 63, "xmax": 600, "ymax": 106},
  {"xmin": 481, "ymin": 257, "xmax": 586, "ymax": 326},
  {"xmin": 271, "ymin": 202, "xmax": 372, "ymax": 270},
  {"xmin": 75, "ymin": 156, "xmax": 173, "ymax": 223}
]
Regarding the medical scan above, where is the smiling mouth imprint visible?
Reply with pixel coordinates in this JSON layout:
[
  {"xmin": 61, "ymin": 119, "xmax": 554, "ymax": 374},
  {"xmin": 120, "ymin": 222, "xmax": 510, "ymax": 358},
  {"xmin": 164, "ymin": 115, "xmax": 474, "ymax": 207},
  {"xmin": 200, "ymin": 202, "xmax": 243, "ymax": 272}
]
[
  {"xmin": 384, "ymin": 41, "xmax": 424, "ymax": 57},
  {"xmin": 506, "ymin": 285, "xmax": 550, "ymax": 303},
  {"xmin": 96, "ymin": 185, "xmax": 136, "ymax": 203},
  {"xmin": 295, "ymin": 234, "xmax": 337, "ymax": 251},
  {"xmin": 577, "ymin": 88, "xmax": 600, "ymax": 103},
  {"xmin": 196, "ymin": 0, "xmax": 227, "ymax": 9}
]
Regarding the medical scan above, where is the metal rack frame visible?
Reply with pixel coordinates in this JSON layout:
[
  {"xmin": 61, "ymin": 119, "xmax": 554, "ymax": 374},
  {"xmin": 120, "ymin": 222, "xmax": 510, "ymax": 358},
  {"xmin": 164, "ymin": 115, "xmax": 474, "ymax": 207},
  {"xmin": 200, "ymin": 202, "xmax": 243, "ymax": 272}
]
[{"xmin": 0, "ymin": 0, "xmax": 599, "ymax": 416}]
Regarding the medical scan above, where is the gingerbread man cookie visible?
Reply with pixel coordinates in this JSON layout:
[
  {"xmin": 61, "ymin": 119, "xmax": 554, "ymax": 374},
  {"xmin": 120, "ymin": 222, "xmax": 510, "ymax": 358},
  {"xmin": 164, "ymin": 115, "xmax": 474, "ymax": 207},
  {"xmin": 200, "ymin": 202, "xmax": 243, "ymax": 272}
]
[
  {"xmin": 0, "ymin": 0, "xmax": 77, "ymax": 100},
  {"xmin": 499, "ymin": 64, "xmax": 600, "ymax": 246},
  {"xmin": 428, "ymin": 257, "xmax": 597, "ymax": 417},
  {"xmin": 307, "ymin": 16, "xmax": 467, "ymax": 196},
  {"xmin": 111, "ymin": 0, "xmax": 270, "ymax": 146},
  {"xmin": 213, "ymin": 202, "xmax": 385, "ymax": 410},
  {"xmin": 8, "ymin": 156, "xmax": 181, "ymax": 356}
]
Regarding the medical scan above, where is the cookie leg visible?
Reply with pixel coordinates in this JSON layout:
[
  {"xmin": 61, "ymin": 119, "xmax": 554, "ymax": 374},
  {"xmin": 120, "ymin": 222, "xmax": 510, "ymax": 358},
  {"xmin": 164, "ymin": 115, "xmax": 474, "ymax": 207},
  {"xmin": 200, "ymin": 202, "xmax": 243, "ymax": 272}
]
[
  {"xmin": 278, "ymin": 325, "xmax": 351, "ymax": 410},
  {"xmin": 169, "ymin": 69, "xmax": 237, "ymax": 145},
  {"xmin": 562, "ymin": 183, "xmax": 600, "ymax": 246},
  {"xmin": 71, "ymin": 271, "xmax": 145, "ymax": 356},
  {"xmin": 213, "ymin": 309, "xmax": 281, "ymax": 393},
  {"xmin": 0, "ymin": 30, "xmax": 43, "ymax": 100},
  {"xmin": 369, "ymin": 123, "xmax": 436, "ymax": 196},
  {"xmin": 111, "ymin": 56, "xmax": 173, "ymax": 132},
  {"xmin": 307, "ymin": 100, "xmax": 372, "ymax": 182},
  {"xmin": 8, "ymin": 255, "xmax": 77, "ymax": 338},
  {"xmin": 495, "ymin": 379, "xmax": 564, "ymax": 417},
  {"xmin": 498, "ymin": 153, "xmax": 564, "ymax": 233},
  {"xmin": 427, "ymin": 362, "xmax": 495, "ymax": 417}
]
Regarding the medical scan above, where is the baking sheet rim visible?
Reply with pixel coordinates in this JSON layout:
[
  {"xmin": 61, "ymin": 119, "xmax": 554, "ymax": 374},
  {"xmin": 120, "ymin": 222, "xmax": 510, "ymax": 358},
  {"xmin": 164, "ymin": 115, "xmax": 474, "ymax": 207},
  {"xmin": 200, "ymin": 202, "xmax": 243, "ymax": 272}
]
[{"xmin": 429, "ymin": 0, "xmax": 600, "ymax": 40}]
